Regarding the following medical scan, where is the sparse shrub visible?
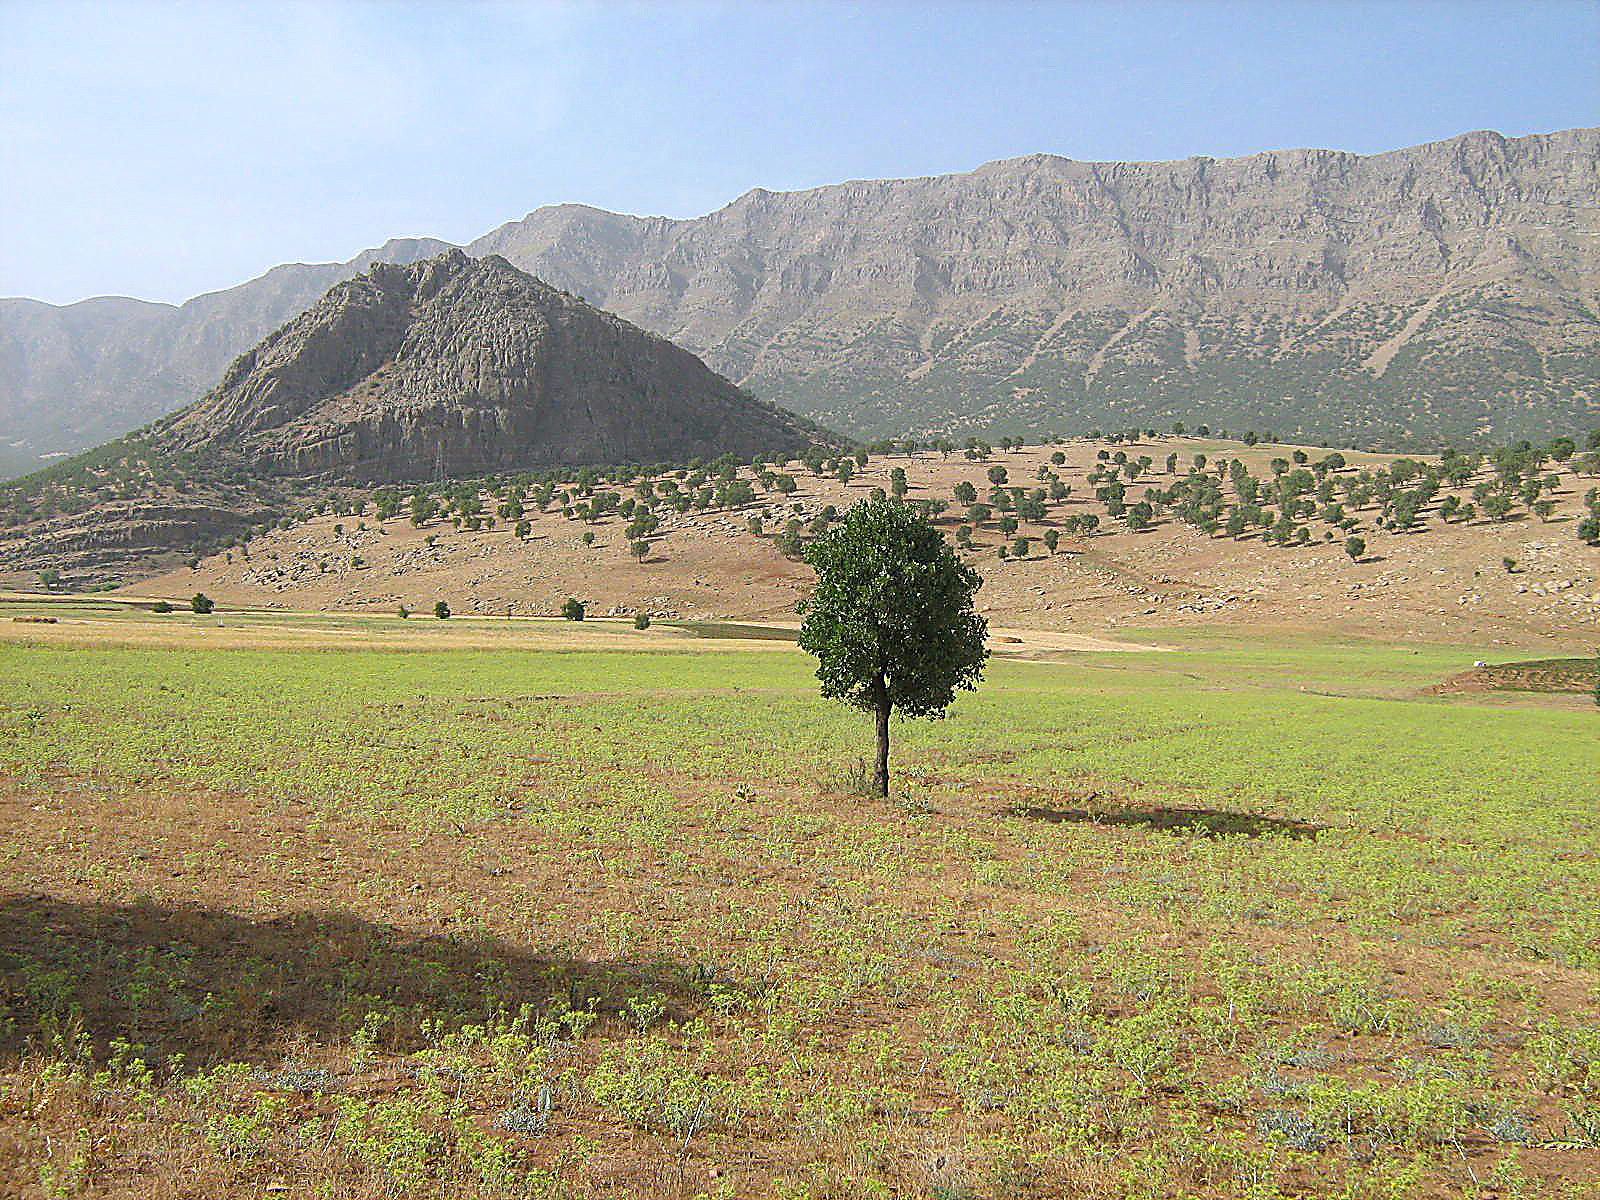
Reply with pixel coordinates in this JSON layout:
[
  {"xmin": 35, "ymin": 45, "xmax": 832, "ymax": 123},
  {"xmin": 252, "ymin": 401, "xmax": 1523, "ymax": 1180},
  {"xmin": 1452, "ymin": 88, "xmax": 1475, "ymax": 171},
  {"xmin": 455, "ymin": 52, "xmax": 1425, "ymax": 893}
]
[
  {"xmin": 1258, "ymin": 1108, "xmax": 1327, "ymax": 1152},
  {"xmin": 818, "ymin": 756, "xmax": 875, "ymax": 796},
  {"xmin": 190, "ymin": 593, "xmax": 214, "ymax": 614},
  {"xmin": 495, "ymin": 1086, "xmax": 553, "ymax": 1135},
  {"xmin": 586, "ymin": 1036, "xmax": 732, "ymax": 1144},
  {"xmin": 434, "ymin": 600, "xmax": 450, "ymax": 619},
  {"xmin": 561, "ymin": 597, "xmax": 585, "ymax": 621},
  {"xmin": 634, "ymin": 612, "xmax": 650, "ymax": 630},
  {"xmin": 1486, "ymin": 1111, "xmax": 1533, "ymax": 1145}
]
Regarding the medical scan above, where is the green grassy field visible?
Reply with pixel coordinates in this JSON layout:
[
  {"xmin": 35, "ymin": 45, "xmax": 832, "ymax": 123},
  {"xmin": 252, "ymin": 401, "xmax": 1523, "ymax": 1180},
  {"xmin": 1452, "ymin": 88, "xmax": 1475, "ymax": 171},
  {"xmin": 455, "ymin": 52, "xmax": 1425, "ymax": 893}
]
[{"xmin": 2, "ymin": 621, "xmax": 1596, "ymax": 1198}]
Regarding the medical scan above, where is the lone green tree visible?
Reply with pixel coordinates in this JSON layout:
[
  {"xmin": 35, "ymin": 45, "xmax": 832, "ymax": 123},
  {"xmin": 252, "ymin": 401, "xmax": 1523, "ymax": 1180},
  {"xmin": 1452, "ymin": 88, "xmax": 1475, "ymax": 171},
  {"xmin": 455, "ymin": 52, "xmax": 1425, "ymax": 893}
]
[{"xmin": 798, "ymin": 497, "xmax": 988, "ymax": 797}]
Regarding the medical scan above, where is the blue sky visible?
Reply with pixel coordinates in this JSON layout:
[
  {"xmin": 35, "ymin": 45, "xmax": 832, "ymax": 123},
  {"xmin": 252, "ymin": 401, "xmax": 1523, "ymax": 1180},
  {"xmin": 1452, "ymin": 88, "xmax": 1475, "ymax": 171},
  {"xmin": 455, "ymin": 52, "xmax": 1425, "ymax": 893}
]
[{"xmin": 2, "ymin": 0, "xmax": 1595, "ymax": 305}]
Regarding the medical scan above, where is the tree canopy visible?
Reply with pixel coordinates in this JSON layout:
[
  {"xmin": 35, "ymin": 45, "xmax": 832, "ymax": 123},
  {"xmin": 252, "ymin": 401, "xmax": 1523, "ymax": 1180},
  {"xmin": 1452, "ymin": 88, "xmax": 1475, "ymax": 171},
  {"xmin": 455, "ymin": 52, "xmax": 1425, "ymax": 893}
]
[{"xmin": 798, "ymin": 497, "xmax": 988, "ymax": 795}]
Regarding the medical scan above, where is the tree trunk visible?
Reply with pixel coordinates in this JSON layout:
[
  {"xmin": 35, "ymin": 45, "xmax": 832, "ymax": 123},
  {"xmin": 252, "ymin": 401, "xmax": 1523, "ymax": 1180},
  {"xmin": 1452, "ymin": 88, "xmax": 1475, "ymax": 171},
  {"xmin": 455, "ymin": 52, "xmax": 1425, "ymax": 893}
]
[{"xmin": 872, "ymin": 687, "xmax": 891, "ymax": 798}]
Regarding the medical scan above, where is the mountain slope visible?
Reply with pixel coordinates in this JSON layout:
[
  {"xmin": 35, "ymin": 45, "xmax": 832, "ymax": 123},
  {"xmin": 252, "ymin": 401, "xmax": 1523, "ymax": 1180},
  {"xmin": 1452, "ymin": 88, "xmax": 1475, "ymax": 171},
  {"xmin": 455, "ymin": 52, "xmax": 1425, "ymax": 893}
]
[
  {"xmin": 0, "ymin": 237, "xmax": 453, "ymax": 472},
  {"xmin": 470, "ymin": 128, "xmax": 1600, "ymax": 446}
]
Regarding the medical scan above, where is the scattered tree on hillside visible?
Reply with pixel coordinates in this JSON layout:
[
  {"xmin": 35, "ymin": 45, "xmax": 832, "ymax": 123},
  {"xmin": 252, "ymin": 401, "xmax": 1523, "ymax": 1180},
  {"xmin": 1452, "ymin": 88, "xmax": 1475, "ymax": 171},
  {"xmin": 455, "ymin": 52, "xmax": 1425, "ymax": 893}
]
[
  {"xmin": 799, "ymin": 498, "xmax": 988, "ymax": 797},
  {"xmin": 410, "ymin": 493, "xmax": 439, "ymax": 526},
  {"xmin": 1483, "ymin": 493, "xmax": 1514, "ymax": 523}
]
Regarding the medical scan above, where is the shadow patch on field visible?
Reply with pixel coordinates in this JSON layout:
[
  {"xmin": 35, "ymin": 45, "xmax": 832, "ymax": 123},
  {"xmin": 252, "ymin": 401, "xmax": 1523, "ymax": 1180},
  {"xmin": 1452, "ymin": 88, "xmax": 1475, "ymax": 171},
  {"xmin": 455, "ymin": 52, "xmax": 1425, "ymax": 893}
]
[
  {"xmin": 0, "ymin": 895, "xmax": 701, "ymax": 1067},
  {"xmin": 671, "ymin": 621, "xmax": 797, "ymax": 641},
  {"xmin": 1016, "ymin": 803, "xmax": 1325, "ymax": 840}
]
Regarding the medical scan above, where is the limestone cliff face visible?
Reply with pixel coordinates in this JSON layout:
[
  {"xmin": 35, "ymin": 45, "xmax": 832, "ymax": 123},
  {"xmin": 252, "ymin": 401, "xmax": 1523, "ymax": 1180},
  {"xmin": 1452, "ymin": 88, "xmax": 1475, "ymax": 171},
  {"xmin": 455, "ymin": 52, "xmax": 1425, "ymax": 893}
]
[
  {"xmin": 471, "ymin": 128, "xmax": 1600, "ymax": 444},
  {"xmin": 155, "ymin": 250, "xmax": 830, "ymax": 482}
]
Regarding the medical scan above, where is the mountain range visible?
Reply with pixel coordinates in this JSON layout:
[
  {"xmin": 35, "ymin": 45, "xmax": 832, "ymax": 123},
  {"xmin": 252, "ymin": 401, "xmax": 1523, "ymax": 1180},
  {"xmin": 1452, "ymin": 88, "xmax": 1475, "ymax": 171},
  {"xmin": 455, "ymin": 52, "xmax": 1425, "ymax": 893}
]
[{"xmin": 3, "ymin": 126, "xmax": 1597, "ymax": 477}]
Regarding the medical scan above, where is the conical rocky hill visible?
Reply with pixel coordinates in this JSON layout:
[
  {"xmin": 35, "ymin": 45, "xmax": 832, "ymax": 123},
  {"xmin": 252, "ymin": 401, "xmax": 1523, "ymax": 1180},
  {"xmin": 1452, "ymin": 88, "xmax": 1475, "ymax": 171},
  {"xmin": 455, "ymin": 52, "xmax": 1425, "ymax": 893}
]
[{"xmin": 154, "ymin": 249, "xmax": 832, "ymax": 481}]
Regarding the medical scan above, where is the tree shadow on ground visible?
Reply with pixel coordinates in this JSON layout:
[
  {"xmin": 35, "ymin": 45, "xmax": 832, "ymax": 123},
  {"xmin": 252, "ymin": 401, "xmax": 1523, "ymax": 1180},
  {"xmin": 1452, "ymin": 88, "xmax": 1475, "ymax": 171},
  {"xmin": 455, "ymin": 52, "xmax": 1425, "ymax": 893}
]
[
  {"xmin": 0, "ymin": 895, "xmax": 701, "ymax": 1067},
  {"xmin": 1014, "ymin": 803, "xmax": 1325, "ymax": 840}
]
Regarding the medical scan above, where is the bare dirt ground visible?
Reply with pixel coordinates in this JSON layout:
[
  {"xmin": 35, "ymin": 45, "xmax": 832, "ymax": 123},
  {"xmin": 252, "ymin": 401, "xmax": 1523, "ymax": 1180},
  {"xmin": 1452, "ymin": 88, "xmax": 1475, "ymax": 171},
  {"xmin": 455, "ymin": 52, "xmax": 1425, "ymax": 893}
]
[{"xmin": 117, "ymin": 437, "xmax": 1600, "ymax": 650}]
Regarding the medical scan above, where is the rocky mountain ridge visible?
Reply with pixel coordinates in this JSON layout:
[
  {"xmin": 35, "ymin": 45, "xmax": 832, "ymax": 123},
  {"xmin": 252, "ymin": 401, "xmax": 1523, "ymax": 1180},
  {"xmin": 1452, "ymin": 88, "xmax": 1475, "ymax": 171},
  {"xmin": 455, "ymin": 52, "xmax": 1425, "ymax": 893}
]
[
  {"xmin": 473, "ymin": 127, "xmax": 1599, "ymax": 446},
  {"xmin": 4, "ymin": 127, "xmax": 1597, "ymax": 475}
]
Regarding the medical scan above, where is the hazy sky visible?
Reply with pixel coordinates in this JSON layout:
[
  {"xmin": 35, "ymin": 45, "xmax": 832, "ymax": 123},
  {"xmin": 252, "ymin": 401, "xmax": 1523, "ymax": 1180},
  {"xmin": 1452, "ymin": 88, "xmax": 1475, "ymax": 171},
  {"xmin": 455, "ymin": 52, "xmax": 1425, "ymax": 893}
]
[{"xmin": 3, "ymin": 0, "xmax": 1596, "ymax": 305}]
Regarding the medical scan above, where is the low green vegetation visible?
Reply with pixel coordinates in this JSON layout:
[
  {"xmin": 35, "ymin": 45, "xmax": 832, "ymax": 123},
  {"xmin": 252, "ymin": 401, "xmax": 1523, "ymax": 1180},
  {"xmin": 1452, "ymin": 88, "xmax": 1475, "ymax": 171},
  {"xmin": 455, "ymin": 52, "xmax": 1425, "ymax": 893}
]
[{"xmin": 1, "ymin": 625, "xmax": 1596, "ymax": 1197}]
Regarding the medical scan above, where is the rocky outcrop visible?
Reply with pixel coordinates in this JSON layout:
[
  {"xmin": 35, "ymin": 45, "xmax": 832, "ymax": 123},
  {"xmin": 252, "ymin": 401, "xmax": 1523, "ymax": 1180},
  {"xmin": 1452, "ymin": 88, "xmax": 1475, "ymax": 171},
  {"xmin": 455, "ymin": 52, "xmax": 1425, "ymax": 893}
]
[
  {"xmin": 0, "ymin": 497, "xmax": 278, "ymax": 580},
  {"xmin": 153, "ymin": 250, "xmax": 830, "ymax": 481},
  {"xmin": 0, "ymin": 253, "xmax": 831, "ymax": 581}
]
